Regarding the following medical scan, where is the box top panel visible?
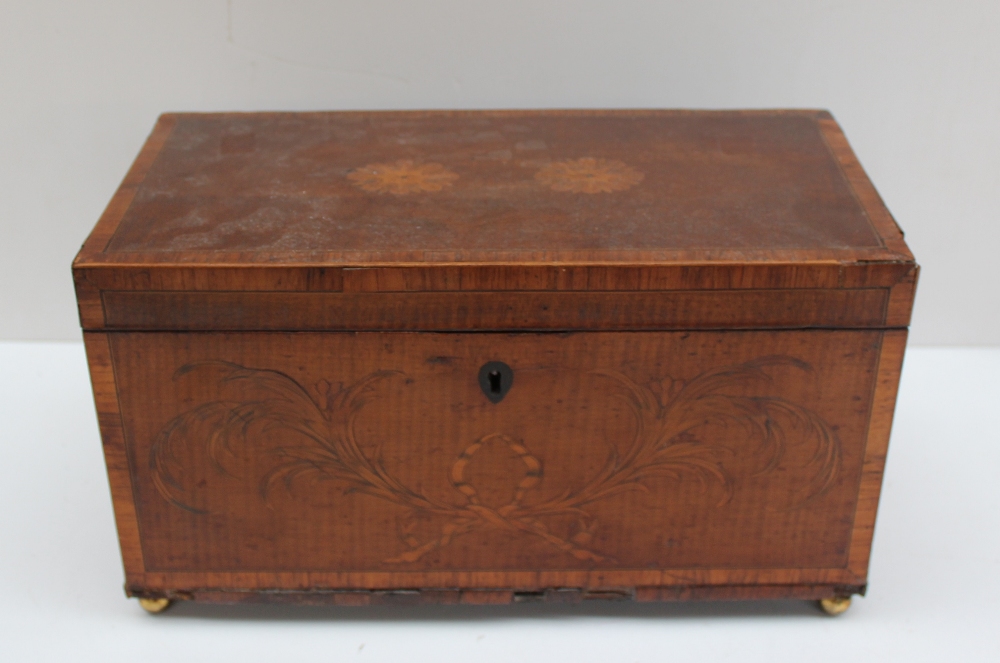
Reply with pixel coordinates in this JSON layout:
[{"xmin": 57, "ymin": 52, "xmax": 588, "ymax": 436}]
[{"xmin": 76, "ymin": 109, "xmax": 913, "ymax": 268}]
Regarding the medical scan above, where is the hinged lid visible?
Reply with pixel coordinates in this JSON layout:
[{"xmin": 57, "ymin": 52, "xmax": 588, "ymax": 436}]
[{"xmin": 74, "ymin": 109, "xmax": 917, "ymax": 332}]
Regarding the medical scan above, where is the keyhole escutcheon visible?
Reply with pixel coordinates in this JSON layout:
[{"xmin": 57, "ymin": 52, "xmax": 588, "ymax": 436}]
[{"xmin": 478, "ymin": 361, "xmax": 514, "ymax": 403}]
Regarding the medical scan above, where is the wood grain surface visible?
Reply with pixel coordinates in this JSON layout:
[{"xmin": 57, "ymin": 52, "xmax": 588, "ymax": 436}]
[
  {"xmin": 101, "ymin": 111, "xmax": 881, "ymax": 254},
  {"xmin": 107, "ymin": 330, "xmax": 881, "ymax": 597},
  {"xmin": 98, "ymin": 288, "xmax": 892, "ymax": 331},
  {"xmin": 73, "ymin": 109, "xmax": 914, "ymax": 272},
  {"xmin": 73, "ymin": 109, "xmax": 918, "ymax": 604}
]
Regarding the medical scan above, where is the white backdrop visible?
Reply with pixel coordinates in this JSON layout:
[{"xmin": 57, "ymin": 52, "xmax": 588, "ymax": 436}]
[{"xmin": 1, "ymin": 0, "xmax": 997, "ymax": 344}]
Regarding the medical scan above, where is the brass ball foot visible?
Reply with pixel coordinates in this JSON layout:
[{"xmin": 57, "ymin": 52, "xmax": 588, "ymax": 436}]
[
  {"xmin": 818, "ymin": 596, "xmax": 851, "ymax": 615},
  {"xmin": 138, "ymin": 597, "xmax": 173, "ymax": 614}
]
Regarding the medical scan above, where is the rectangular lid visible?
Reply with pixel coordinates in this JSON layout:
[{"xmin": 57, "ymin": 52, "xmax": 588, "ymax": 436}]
[{"xmin": 74, "ymin": 109, "xmax": 917, "ymax": 332}]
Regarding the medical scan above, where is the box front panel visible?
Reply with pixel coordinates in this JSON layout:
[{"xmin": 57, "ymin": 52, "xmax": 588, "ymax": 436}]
[{"xmin": 108, "ymin": 331, "xmax": 880, "ymax": 581}]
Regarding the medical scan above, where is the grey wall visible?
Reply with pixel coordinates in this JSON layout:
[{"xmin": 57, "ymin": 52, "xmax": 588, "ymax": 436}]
[{"xmin": 1, "ymin": 0, "xmax": 997, "ymax": 344}]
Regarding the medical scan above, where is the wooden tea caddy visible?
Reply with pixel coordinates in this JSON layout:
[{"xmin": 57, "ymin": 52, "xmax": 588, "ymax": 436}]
[{"xmin": 74, "ymin": 110, "xmax": 917, "ymax": 616}]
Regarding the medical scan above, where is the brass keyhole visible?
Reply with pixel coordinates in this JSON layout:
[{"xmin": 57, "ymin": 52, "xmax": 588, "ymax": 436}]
[{"xmin": 479, "ymin": 361, "xmax": 513, "ymax": 403}]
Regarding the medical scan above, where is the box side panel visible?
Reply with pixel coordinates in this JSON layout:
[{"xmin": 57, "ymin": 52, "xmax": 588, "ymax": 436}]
[
  {"xmin": 106, "ymin": 330, "xmax": 881, "ymax": 596},
  {"xmin": 82, "ymin": 332, "xmax": 146, "ymax": 588},
  {"xmin": 846, "ymin": 329, "xmax": 908, "ymax": 581}
]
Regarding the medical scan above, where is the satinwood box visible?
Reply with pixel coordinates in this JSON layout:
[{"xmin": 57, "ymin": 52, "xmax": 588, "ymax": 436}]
[{"xmin": 73, "ymin": 110, "xmax": 918, "ymax": 612}]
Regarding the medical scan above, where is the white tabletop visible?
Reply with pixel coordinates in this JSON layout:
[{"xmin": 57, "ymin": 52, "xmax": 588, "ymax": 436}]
[{"xmin": 1, "ymin": 342, "xmax": 997, "ymax": 662}]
